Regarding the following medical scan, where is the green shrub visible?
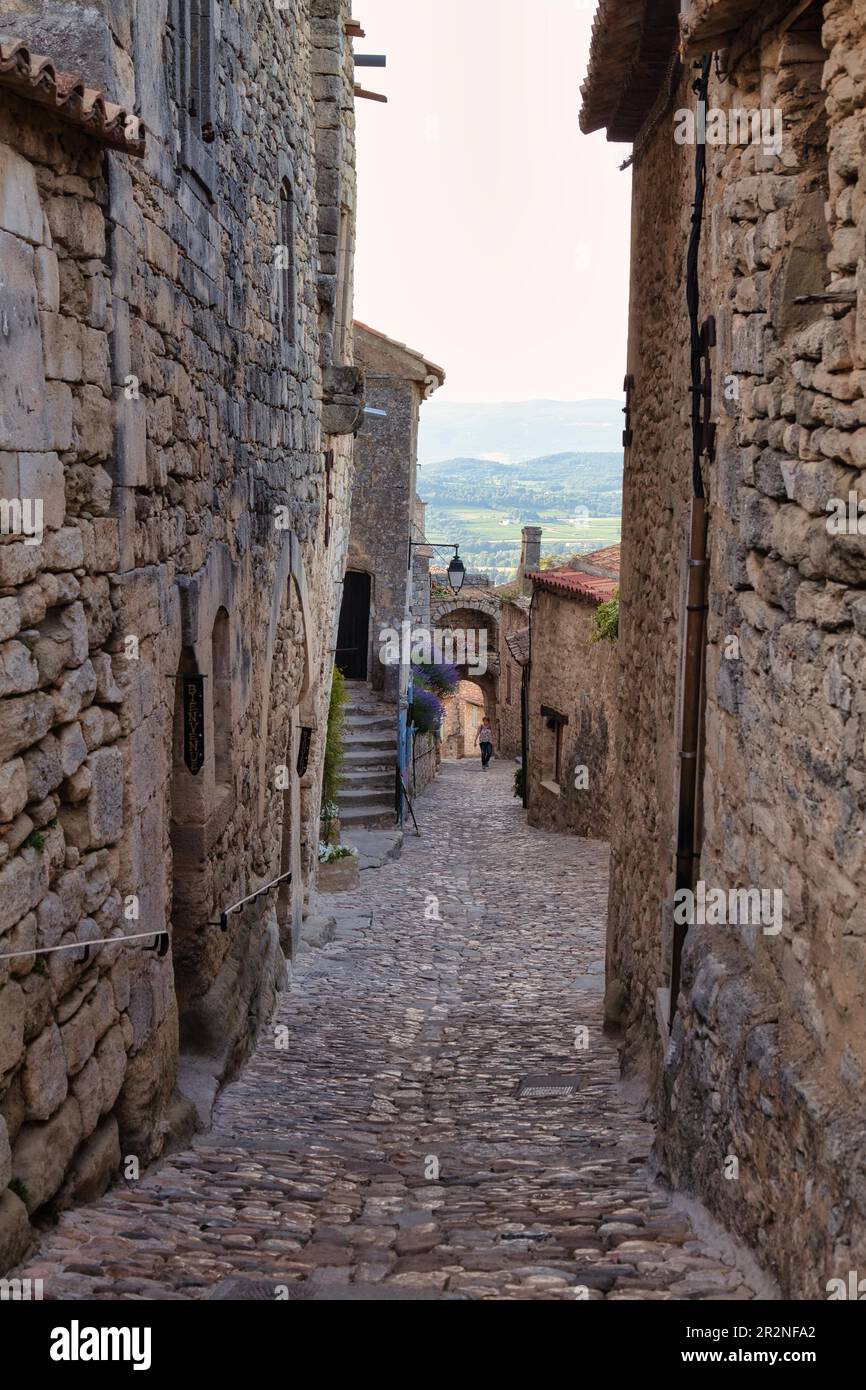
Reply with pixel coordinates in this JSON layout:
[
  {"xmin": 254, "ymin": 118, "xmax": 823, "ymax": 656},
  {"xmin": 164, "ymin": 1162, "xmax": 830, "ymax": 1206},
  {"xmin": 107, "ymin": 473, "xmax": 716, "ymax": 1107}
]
[
  {"xmin": 513, "ymin": 765, "xmax": 525, "ymax": 800},
  {"xmin": 590, "ymin": 590, "xmax": 619, "ymax": 644},
  {"xmin": 321, "ymin": 666, "xmax": 347, "ymax": 828}
]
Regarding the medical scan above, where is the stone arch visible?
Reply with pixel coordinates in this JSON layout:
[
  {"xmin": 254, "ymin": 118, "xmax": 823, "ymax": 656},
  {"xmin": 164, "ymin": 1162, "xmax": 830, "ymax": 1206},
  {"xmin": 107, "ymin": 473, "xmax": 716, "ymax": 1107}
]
[
  {"xmin": 432, "ymin": 597, "xmax": 501, "ymax": 744},
  {"xmin": 432, "ymin": 593, "xmax": 501, "ymax": 625},
  {"xmin": 258, "ymin": 528, "xmax": 316, "ymax": 953},
  {"xmin": 169, "ymin": 544, "xmax": 239, "ymax": 1023}
]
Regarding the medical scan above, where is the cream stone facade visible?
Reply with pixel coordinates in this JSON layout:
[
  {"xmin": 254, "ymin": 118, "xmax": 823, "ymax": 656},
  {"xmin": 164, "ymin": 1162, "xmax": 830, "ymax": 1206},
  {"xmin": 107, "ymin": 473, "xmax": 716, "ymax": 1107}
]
[
  {"xmin": 582, "ymin": 0, "xmax": 866, "ymax": 1295},
  {"xmin": 0, "ymin": 0, "xmax": 362, "ymax": 1270},
  {"xmin": 525, "ymin": 553, "xmax": 619, "ymax": 839}
]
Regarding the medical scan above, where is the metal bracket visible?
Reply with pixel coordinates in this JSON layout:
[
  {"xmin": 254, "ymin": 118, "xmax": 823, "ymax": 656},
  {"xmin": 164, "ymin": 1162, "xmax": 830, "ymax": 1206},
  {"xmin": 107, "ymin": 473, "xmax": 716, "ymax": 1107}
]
[
  {"xmin": 699, "ymin": 315, "xmax": 716, "ymax": 459},
  {"xmin": 623, "ymin": 372, "xmax": 635, "ymax": 447},
  {"xmin": 208, "ymin": 870, "xmax": 293, "ymax": 932}
]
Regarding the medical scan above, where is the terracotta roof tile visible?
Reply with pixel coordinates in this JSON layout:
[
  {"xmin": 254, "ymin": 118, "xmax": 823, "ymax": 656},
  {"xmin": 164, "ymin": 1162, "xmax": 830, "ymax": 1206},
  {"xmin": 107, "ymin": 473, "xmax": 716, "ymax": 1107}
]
[
  {"xmin": 528, "ymin": 569, "xmax": 618, "ymax": 604},
  {"xmin": 542, "ymin": 543, "xmax": 621, "ymax": 582},
  {"xmin": 505, "ymin": 626, "xmax": 531, "ymax": 666},
  {"xmin": 0, "ymin": 38, "xmax": 145, "ymax": 154}
]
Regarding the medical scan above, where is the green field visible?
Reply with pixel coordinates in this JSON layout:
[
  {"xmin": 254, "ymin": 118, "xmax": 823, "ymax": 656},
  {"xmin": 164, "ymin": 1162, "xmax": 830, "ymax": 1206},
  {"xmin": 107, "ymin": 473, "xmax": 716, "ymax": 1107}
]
[{"xmin": 425, "ymin": 504, "xmax": 622, "ymax": 584}]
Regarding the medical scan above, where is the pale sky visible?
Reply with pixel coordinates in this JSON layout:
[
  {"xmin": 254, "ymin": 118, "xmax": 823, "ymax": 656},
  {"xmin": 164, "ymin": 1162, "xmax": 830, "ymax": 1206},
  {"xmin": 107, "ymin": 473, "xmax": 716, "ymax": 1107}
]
[{"xmin": 353, "ymin": 0, "xmax": 633, "ymax": 403}]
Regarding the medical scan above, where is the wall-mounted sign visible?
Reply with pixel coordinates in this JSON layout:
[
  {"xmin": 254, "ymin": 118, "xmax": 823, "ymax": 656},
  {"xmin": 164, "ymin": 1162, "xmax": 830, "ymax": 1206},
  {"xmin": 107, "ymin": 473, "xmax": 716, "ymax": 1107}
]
[
  {"xmin": 297, "ymin": 726, "xmax": 313, "ymax": 778},
  {"xmin": 183, "ymin": 675, "xmax": 205, "ymax": 774}
]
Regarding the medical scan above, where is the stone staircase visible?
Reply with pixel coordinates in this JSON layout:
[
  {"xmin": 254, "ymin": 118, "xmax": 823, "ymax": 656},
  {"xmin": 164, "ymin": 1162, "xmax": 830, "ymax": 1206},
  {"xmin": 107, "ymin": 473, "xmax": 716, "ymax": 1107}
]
[{"xmin": 338, "ymin": 681, "xmax": 399, "ymax": 830}]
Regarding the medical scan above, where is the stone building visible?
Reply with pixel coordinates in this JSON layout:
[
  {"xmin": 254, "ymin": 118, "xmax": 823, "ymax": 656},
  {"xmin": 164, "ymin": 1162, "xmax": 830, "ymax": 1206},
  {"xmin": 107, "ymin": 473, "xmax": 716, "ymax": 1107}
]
[
  {"xmin": 335, "ymin": 322, "xmax": 444, "ymax": 829},
  {"xmin": 440, "ymin": 678, "xmax": 485, "ymax": 760},
  {"xmin": 496, "ymin": 525, "xmax": 541, "ymax": 759},
  {"xmin": 582, "ymin": 0, "xmax": 866, "ymax": 1294},
  {"xmin": 0, "ymin": 0, "xmax": 363, "ymax": 1270},
  {"xmin": 431, "ymin": 580, "xmax": 500, "ymax": 740},
  {"xmin": 524, "ymin": 546, "xmax": 620, "ymax": 837},
  {"xmin": 337, "ymin": 322, "xmax": 444, "ymax": 698}
]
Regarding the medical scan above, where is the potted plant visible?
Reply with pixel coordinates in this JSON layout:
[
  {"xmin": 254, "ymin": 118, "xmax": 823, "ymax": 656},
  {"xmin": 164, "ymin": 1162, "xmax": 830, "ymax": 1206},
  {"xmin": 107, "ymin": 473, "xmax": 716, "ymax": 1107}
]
[{"xmin": 317, "ymin": 841, "xmax": 359, "ymax": 891}]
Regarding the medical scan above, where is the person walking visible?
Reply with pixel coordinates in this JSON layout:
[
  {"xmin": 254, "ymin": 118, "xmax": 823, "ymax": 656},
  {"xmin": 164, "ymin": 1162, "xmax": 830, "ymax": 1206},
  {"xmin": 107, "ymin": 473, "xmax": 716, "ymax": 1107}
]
[{"xmin": 475, "ymin": 717, "xmax": 494, "ymax": 769}]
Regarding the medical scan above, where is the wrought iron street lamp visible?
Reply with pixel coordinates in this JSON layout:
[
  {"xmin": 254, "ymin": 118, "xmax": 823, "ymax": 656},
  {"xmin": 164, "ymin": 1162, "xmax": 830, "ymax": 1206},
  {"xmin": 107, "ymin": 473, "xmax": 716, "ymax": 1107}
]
[
  {"xmin": 446, "ymin": 550, "xmax": 466, "ymax": 594},
  {"xmin": 408, "ymin": 539, "xmax": 466, "ymax": 594}
]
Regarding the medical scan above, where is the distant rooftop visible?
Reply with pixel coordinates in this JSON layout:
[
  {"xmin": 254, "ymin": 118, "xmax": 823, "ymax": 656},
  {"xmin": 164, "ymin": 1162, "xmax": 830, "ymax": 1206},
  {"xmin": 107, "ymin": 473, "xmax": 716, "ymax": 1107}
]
[
  {"xmin": 528, "ymin": 543, "xmax": 620, "ymax": 604},
  {"xmin": 354, "ymin": 320, "xmax": 445, "ymax": 385}
]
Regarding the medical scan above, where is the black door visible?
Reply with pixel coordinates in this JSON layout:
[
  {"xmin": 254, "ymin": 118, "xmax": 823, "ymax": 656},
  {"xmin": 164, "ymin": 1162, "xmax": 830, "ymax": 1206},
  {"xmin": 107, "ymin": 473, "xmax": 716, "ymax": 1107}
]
[{"xmin": 336, "ymin": 571, "xmax": 371, "ymax": 679}]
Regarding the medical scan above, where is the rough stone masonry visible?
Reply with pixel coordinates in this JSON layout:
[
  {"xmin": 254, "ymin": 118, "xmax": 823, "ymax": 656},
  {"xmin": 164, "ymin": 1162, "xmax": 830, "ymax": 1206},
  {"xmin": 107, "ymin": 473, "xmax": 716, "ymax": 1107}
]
[
  {"xmin": 582, "ymin": 0, "xmax": 866, "ymax": 1296},
  {"xmin": 0, "ymin": 0, "xmax": 361, "ymax": 1270}
]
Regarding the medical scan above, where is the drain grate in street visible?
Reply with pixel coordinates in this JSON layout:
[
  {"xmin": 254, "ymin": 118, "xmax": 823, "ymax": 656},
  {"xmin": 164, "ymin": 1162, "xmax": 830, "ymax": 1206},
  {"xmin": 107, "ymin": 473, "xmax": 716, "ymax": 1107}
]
[{"xmin": 516, "ymin": 1073, "xmax": 581, "ymax": 1099}]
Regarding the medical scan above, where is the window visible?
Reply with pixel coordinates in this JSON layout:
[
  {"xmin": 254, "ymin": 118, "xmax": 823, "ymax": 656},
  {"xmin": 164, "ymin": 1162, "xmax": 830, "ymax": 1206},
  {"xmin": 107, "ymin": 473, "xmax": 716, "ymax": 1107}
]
[
  {"xmin": 334, "ymin": 206, "xmax": 353, "ymax": 360},
  {"xmin": 189, "ymin": 0, "xmax": 214, "ymax": 139},
  {"xmin": 176, "ymin": 0, "xmax": 216, "ymax": 193},
  {"xmin": 277, "ymin": 178, "xmax": 297, "ymax": 346},
  {"xmin": 506, "ymin": 661, "xmax": 513, "ymax": 705},
  {"xmin": 540, "ymin": 706, "xmax": 567, "ymax": 790}
]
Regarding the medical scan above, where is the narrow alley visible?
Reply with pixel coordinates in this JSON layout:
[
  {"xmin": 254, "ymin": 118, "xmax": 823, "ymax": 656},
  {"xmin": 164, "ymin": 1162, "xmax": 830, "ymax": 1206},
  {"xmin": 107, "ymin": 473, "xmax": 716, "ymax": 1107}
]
[{"xmin": 13, "ymin": 763, "xmax": 761, "ymax": 1302}]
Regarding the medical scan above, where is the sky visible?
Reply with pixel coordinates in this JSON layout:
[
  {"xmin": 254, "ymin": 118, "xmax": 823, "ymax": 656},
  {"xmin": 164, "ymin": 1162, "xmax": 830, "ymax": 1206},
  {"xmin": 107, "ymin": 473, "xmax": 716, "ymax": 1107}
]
[{"xmin": 353, "ymin": 0, "xmax": 633, "ymax": 404}]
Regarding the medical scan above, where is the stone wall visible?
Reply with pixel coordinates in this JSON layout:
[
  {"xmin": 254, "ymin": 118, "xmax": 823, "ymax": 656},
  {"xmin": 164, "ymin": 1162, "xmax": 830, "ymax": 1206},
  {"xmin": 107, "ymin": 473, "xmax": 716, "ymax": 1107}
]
[
  {"xmin": 600, "ymin": 0, "xmax": 866, "ymax": 1296},
  {"xmin": 0, "ymin": 0, "xmax": 359, "ymax": 1268},
  {"xmin": 409, "ymin": 728, "xmax": 439, "ymax": 798},
  {"xmin": 497, "ymin": 595, "xmax": 529, "ymax": 758},
  {"xmin": 0, "ymin": 90, "xmax": 137, "ymax": 1269},
  {"xmin": 345, "ymin": 325, "xmax": 443, "ymax": 702},
  {"xmin": 526, "ymin": 587, "xmax": 618, "ymax": 839}
]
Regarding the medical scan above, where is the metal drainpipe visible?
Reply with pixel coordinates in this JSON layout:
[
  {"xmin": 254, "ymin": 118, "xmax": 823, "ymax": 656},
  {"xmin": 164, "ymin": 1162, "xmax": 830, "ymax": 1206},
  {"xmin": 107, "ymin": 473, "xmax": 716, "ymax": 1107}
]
[
  {"xmin": 522, "ymin": 587, "xmax": 537, "ymax": 810},
  {"xmin": 669, "ymin": 53, "xmax": 713, "ymax": 1028}
]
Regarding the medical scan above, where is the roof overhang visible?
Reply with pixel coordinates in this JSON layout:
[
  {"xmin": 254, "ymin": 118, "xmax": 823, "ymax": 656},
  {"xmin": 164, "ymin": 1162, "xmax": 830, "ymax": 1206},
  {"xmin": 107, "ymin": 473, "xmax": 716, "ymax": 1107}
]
[
  {"xmin": 579, "ymin": 0, "xmax": 681, "ymax": 143},
  {"xmin": 679, "ymin": 0, "xmax": 765, "ymax": 58},
  {"xmin": 0, "ymin": 37, "xmax": 145, "ymax": 155},
  {"xmin": 354, "ymin": 320, "xmax": 445, "ymax": 391}
]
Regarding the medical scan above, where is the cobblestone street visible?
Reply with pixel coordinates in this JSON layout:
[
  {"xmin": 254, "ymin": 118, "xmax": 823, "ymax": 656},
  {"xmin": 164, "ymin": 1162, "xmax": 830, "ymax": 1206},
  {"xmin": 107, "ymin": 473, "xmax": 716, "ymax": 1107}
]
[{"xmin": 14, "ymin": 760, "xmax": 759, "ymax": 1301}]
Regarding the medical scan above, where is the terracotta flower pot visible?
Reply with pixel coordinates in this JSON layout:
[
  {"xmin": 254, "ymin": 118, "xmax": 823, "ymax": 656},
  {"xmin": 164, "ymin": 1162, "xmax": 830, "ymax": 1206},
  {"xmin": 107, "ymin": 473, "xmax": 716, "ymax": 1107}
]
[{"xmin": 317, "ymin": 854, "xmax": 359, "ymax": 892}]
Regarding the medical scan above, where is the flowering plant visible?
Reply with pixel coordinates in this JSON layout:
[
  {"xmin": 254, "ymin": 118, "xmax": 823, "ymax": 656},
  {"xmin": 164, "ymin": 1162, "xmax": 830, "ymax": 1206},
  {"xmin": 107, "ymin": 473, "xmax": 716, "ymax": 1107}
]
[{"xmin": 318, "ymin": 842, "xmax": 357, "ymax": 863}]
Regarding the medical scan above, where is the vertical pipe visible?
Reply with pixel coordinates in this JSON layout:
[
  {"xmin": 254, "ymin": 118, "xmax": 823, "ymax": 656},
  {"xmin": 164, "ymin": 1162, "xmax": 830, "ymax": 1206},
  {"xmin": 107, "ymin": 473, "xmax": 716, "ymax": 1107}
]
[{"xmin": 668, "ymin": 54, "xmax": 713, "ymax": 1026}]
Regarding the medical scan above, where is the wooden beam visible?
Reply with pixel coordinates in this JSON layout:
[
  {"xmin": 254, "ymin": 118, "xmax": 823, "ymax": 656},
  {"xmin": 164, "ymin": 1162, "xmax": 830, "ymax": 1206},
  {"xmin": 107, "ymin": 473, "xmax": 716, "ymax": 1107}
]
[
  {"xmin": 354, "ymin": 84, "xmax": 387, "ymax": 103},
  {"xmin": 346, "ymin": 20, "xmax": 366, "ymax": 37}
]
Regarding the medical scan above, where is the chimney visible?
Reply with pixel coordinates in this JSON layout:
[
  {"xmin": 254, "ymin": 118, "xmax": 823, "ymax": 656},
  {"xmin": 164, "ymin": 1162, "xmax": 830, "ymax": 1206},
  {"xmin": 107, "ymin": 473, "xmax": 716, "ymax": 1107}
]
[{"xmin": 519, "ymin": 526, "xmax": 542, "ymax": 596}]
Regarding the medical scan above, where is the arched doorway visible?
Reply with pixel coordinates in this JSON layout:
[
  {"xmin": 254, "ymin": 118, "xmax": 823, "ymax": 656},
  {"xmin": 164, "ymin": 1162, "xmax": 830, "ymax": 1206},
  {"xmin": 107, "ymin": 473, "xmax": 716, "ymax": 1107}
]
[{"xmin": 336, "ymin": 570, "xmax": 371, "ymax": 680}]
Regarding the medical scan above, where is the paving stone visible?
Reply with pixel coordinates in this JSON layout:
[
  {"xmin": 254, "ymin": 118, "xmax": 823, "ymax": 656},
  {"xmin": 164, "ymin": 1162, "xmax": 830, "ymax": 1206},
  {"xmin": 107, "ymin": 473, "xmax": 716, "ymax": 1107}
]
[{"xmin": 8, "ymin": 762, "xmax": 757, "ymax": 1301}]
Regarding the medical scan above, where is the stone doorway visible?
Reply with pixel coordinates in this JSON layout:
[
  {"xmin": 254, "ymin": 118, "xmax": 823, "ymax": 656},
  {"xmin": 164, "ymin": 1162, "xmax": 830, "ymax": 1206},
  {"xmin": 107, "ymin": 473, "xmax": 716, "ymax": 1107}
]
[{"xmin": 336, "ymin": 570, "xmax": 371, "ymax": 680}]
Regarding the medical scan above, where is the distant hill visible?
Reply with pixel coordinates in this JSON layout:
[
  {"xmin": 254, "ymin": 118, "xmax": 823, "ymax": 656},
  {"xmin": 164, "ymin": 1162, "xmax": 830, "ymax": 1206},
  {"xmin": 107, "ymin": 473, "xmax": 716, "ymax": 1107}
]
[
  {"xmin": 418, "ymin": 399, "xmax": 624, "ymax": 466},
  {"xmin": 418, "ymin": 451, "xmax": 623, "ymax": 514},
  {"xmin": 417, "ymin": 449, "xmax": 623, "ymax": 586}
]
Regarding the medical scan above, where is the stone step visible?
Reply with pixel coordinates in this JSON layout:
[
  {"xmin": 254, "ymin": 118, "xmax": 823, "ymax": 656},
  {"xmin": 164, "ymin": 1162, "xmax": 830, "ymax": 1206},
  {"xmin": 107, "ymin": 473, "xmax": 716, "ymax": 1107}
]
[
  {"xmin": 342, "ymin": 768, "xmax": 395, "ymax": 789},
  {"xmin": 341, "ymin": 750, "xmax": 397, "ymax": 772},
  {"xmin": 338, "ymin": 804, "xmax": 399, "ymax": 828},
  {"xmin": 344, "ymin": 733, "xmax": 398, "ymax": 751},
  {"xmin": 344, "ymin": 715, "xmax": 394, "ymax": 732},
  {"xmin": 339, "ymin": 786, "xmax": 395, "ymax": 806}
]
